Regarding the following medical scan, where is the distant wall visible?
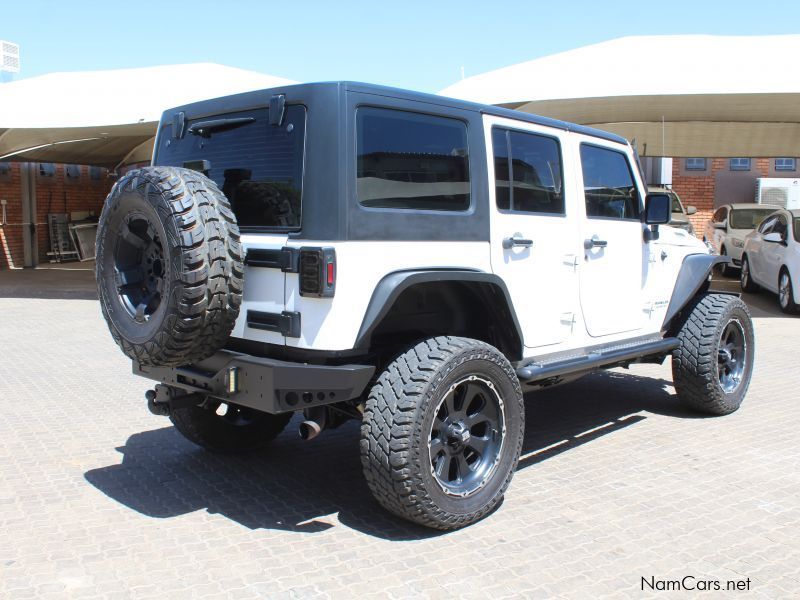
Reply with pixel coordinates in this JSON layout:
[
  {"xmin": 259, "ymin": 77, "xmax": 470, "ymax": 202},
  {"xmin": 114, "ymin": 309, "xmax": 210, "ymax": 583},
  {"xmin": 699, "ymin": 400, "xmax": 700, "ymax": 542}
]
[
  {"xmin": 671, "ymin": 157, "xmax": 799, "ymax": 237},
  {"xmin": 0, "ymin": 162, "xmax": 113, "ymax": 269}
]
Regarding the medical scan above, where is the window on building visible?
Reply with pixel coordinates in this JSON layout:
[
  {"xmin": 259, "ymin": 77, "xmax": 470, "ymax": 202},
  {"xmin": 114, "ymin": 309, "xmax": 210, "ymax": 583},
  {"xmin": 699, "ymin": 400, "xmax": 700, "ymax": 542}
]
[
  {"xmin": 65, "ymin": 165, "xmax": 81, "ymax": 179},
  {"xmin": 0, "ymin": 163, "xmax": 10, "ymax": 179},
  {"xmin": 492, "ymin": 128, "xmax": 564, "ymax": 214},
  {"xmin": 775, "ymin": 158, "xmax": 796, "ymax": 171},
  {"xmin": 580, "ymin": 144, "xmax": 640, "ymax": 220},
  {"xmin": 38, "ymin": 163, "xmax": 56, "ymax": 177},
  {"xmin": 89, "ymin": 166, "xmax": 103, "ymax": 181},
  {"xmin": 685, "ymin": 158, "xmax": 707, "ymax": 171},
  {"xmin": 729, "ymin": 158, "xmax": 751, "ymax": 171},
  {"xmin": 356, "ymin": 107, "xmax": 470, "ymax": 211}
]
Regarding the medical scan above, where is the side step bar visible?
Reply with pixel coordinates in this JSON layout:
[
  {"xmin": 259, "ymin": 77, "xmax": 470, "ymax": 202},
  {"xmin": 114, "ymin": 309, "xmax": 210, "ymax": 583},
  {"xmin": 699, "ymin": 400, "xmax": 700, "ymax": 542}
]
[{"xmin": 516, "ymin": 337, "xmax": 679, "ymax": 383}]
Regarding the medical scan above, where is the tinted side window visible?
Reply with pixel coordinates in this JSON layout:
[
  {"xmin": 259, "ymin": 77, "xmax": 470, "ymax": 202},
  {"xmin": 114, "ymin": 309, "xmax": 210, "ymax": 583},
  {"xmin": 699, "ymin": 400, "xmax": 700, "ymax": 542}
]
[
  {"xmin": 580, "ymin": 145, "xmax": 640, "ymax": 220},
  {"xmin": 492, "ymin": 128, "xmax": 564, "ymax": 214},
  {"xmin": 356, "ymin": 108, "xmax": 470, "ymax": 211},
  {"xmin": 713, "ymin": 207, "xmax": 728, "ymax": 223}
]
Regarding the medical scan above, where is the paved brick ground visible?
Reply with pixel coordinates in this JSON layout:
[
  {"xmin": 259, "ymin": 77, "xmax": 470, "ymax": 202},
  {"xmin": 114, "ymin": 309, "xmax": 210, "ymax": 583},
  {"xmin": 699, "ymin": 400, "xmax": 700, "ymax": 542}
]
[{"xmin": 1, "ymin": 270, "xmax": 799, "ymax": 599}]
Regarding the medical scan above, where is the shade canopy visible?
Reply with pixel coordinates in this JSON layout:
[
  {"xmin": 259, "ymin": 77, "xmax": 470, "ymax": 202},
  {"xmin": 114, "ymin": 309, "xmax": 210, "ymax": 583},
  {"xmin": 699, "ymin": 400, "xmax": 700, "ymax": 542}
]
[
  {"xmin": 0, "ymin": 63, "xmax": 296, "ymax": 168},
  {"xmin": 439, "ymin": 35, "xmax": 800, "ymax": 157}
]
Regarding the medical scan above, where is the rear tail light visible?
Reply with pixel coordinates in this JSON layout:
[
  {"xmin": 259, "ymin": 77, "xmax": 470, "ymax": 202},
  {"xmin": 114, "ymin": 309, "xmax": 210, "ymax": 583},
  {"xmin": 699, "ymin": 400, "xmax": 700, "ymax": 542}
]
[{"xmin": 299, "ymin": 247, "xmax": 336, "ymax": 298}]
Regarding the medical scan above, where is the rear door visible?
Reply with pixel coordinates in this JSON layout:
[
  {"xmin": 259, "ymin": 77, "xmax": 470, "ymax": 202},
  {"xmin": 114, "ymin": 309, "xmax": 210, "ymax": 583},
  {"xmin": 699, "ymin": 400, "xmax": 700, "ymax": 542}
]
[
  {"xmin": 154, "ymin": 104, "xmax": 308, "ymax": 345},
  {"xmin": 576, "ymin": 141, "xmax": 646, "ymax": 337},
  {"xmin": 485, "ymin": 116, "xmax": 580, "ymax": 349}
]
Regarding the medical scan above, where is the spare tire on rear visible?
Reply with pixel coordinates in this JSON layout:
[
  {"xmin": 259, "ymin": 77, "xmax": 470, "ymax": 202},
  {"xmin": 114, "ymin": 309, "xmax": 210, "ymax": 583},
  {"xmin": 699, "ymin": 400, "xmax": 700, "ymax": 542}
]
[{"xmin": 96, "ymin": 166, "xmax": 243, "ymax": 367}]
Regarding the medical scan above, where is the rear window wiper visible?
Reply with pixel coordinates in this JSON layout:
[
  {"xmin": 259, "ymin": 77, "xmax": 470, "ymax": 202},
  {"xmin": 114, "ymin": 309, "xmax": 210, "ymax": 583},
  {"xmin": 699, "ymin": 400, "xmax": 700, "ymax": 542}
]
[{"xmin": 188, "ymin": 117, "xmax": 256, "ymax": 138}]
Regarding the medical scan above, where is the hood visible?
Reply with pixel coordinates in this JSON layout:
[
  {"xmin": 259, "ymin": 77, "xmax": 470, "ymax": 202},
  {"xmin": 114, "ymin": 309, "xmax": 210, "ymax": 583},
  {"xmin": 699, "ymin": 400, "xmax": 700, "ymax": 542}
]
[{"xmin": 657, "ymin": 226, "xmax": 707, "ymax": 249}]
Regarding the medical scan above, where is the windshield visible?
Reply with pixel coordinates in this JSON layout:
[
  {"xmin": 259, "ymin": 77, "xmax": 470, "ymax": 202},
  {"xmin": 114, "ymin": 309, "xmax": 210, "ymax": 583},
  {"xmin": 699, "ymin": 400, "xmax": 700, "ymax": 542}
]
[
  {"xmin": 729, "ymin": 208, "xmax": 776, "ymax": 230},
  {"xmin": 155, "ymin": 105, "xmax": 306, "ymax": 231}
]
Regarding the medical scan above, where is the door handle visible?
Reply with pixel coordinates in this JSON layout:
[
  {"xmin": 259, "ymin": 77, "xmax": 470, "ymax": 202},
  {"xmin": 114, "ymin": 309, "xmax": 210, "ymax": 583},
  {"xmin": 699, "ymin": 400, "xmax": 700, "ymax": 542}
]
[
  {"xmin": 584, "ymin": 235, "xmax": 608, "ymax": 250},
  {"xmin": 502, "ymin": 236, "xmax": 533, "ymax": 249}
]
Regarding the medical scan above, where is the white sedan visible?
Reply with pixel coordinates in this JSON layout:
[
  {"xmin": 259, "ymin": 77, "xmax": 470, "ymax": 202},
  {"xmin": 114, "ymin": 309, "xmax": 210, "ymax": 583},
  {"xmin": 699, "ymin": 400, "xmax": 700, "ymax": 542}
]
[
  {"xmin": 741, "ymin": 208, "xmax": 800, "ymax": 313},
  {"xmin": 703, "ymin": 203, "xmax": 781, "ymax": 276}
]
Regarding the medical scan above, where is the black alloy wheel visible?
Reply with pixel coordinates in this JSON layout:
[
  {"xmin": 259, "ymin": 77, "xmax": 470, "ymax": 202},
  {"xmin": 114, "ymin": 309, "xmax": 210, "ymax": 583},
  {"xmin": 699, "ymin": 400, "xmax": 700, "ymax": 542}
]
[
  {"xmin": 428, "ymin": 375, "xmax": 505, "ymax": 498},
  {"xmin": 717, "ymin": 320, "xmax": 747, "ymax": 393},
  {"xmin": 114, "ymin": 213, "xmax": 166, "ymax": 323}
]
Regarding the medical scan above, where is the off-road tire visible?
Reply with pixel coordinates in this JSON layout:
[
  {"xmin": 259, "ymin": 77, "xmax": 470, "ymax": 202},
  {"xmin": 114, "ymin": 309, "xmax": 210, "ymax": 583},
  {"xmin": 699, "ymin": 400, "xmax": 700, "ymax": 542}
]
[
  {"xmin": 360, "ymin": 337, "xmax": 524, "ymax": 530},
  {"xmin": 740, "ymin": 255, "xmax": 759, "ymax": 293},
  {"xmin": 778, "ymin": 267, "xmax": 799, "ymax": 314},
  {"xmin": 170, "ymin": 402, "xmax": 292, "ymax": 453},
  {"xmin": 672, "ymin": 293, "xmax": 754, "ymax": 415},
  {"xmin": 96, "ymin": 167, "xmax": 243, "ymax": 367}
]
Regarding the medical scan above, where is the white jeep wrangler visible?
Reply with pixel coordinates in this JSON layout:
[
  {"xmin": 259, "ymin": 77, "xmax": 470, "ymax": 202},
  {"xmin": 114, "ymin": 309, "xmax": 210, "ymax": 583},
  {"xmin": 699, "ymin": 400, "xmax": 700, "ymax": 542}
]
[{"xmin": 95, "ymin": 82, "xmax": 754, "ymax": 530}]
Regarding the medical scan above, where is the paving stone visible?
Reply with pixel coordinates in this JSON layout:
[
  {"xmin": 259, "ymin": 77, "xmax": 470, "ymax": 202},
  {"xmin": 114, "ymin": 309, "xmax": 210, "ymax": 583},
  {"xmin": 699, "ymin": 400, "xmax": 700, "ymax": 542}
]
[{"xmin": 1, "ymin": 276, "xmax": 799, "ymax": 599}]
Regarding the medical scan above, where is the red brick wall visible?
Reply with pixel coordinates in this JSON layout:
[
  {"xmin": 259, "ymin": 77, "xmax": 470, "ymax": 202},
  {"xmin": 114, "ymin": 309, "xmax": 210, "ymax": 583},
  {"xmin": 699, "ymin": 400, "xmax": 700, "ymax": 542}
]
[
  {"xmin": 0, "ymin": 162, "xmax": 113, "ymax": 269},
  {"xmin": 0, "ymin": 163, "xmax": 24, "ymax": 268},
  {"xmin": 671, "ymin": 158, "xmax": 721, "ymax": 236},
  {"xmin": 671, "ymin": 158, "xmax": 781, "ymax": 238}
]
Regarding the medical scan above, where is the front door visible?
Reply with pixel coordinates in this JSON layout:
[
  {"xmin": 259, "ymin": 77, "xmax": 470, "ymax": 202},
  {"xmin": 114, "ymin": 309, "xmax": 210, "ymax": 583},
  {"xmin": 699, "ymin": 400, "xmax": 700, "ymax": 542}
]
[
  {"xmin": 486, "ymin": 116, "xmax": 580, "ymax": 349},
  {"xmin": 576, "ymin": 141, "xmax": 646, "ymax": 337}
]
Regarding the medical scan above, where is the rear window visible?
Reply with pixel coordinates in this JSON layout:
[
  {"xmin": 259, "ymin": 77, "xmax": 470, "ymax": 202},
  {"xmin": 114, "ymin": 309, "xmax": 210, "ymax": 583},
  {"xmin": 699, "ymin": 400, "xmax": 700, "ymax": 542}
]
[
  {"xmin": 729, "ymin": 208, "xmax": 776, "ymax": 230},
  {"xmin": 155, "ymin": 105, "xmax": 306, "ymax": 230},
  {"xmin": 356, "ymin": 107, "xmax": 470, "ymax": 211}
]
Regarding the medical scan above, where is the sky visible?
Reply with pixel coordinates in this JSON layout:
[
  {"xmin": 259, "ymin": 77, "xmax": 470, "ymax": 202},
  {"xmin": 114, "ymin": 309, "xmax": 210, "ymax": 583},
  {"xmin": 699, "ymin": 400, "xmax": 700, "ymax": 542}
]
[{"xmin": 3, "ymin": 0, "xmax": 800, "ymax": 93}]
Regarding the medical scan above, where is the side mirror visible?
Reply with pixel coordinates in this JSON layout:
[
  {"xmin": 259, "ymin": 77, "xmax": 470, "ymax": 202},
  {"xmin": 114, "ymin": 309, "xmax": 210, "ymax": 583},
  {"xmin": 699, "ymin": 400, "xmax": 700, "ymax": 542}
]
[
  {"xmin": 763, "ymin": 232, "xmax": 784, "ymax": 244},
  {"xmin": 644, "ymin": 193, "xmax": 671, "ymax": 225},
  {"xmin": 714, "ymin": 221, "xmax": 727, "ymax": 230},
  {"xmin": 686, "ymin": 205, "xmax": 697, "ymax": 215}
]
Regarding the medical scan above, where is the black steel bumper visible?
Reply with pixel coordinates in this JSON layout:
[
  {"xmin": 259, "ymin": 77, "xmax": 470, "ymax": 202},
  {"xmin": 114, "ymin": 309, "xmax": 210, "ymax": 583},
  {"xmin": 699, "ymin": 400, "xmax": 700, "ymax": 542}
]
[{"xmin": 134, "ymin": 350, "xmax": 375, "ymax": 414}]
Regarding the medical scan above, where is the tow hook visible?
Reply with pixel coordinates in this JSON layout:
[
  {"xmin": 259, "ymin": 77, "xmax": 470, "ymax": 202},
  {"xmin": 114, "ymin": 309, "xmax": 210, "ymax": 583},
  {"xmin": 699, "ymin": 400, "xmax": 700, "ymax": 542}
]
[
  {"xmin": 145, "ymin": 388, "xmax": 170, "ymax": 416},
  {"xmin": 145, "ymin": 384, "xmax": 204, "ymax": 416}
]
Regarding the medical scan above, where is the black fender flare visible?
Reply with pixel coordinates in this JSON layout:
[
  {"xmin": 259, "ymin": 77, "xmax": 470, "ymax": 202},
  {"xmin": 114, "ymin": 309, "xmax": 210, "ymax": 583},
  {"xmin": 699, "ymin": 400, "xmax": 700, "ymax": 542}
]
[
  {"xmin": 353, "ymin": 269, "xmax": 524, "ymax": 360},
  {"xmin": 662, "ymin": 253, "xmax": 732, "ymax": 333}
]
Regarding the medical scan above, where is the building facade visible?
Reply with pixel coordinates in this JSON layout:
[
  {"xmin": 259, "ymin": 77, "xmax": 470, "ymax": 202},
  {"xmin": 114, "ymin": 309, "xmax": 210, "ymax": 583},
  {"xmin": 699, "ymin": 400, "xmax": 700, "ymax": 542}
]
[
  {"xmin": 0, "ymin": 162, "xmax": 112, "ymax": 269},
  {"xmin": 670, "ymin": 157, "xmax": 799, "ymax": 237}
]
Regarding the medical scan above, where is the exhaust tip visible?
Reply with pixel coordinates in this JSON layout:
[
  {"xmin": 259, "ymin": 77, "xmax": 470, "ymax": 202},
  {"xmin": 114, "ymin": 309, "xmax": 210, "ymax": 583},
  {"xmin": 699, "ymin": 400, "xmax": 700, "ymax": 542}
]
[{"xmin": 299, "ymin": 420, "xmax": 322, "ymax": 441}]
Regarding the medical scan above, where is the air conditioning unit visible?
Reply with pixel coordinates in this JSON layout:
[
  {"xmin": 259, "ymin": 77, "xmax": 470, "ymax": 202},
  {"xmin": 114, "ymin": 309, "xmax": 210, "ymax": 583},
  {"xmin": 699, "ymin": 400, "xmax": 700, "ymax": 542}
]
[
  {"xmin": 0, "ymin": 40, "xmax": 20, "ymax": 73},
  {"xmin": 755, "ymin": 177, "xmax": 800, "ymax": 209}
]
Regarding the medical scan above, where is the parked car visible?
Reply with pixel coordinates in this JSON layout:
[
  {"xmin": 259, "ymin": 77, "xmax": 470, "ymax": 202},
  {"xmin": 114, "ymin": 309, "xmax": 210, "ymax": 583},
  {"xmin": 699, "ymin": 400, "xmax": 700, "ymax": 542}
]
[
  {"xmin": 648, "ymin": 186, "xmax": 696, "ymax": 235},
  {"xmin": 741, "ymin": 208, "xmax": 800, "ymax": 313},
  {"xmin": 94, "ymin": 82, "xmax": 754, "ymax": 530},
  {"xmin": 703, "ymin": 203, "xmax": 781, "ymax": 276}
]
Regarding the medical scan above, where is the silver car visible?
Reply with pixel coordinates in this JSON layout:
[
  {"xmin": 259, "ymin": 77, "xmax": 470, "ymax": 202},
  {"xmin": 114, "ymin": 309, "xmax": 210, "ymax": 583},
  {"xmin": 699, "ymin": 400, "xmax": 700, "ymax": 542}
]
[{"xmin": 703, "ymin": 203, "xmax": 781, "ymax": 276}]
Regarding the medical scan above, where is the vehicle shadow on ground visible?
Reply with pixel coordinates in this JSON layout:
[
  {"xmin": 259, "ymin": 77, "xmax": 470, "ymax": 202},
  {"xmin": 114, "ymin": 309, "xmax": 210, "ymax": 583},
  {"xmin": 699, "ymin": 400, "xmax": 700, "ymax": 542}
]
[{"xmin": 84, "ymin": 369, "xmax": 703, "ymax": 541}]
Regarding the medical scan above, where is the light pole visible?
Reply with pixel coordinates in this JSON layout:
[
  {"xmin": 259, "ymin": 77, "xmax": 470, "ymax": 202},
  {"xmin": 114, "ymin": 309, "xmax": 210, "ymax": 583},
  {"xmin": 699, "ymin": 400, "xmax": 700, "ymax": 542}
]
[{"xmin": 0, "ymin": 40, "xmax": 20, "ymax": 83}]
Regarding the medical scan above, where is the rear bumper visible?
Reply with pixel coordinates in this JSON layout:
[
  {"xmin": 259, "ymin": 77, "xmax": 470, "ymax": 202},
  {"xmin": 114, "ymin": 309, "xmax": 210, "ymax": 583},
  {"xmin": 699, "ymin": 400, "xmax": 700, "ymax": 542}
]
[{"xmin": 134, "ymin": 350, "xmax": 375, "ymax": 414}]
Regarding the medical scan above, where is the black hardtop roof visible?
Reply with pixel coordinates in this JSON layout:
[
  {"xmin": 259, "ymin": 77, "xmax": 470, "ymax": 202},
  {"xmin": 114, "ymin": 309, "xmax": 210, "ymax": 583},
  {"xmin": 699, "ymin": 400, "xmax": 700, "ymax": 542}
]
[{"xmin": 161, "ymin": 81, "xmax": 628, "ymax": 146}]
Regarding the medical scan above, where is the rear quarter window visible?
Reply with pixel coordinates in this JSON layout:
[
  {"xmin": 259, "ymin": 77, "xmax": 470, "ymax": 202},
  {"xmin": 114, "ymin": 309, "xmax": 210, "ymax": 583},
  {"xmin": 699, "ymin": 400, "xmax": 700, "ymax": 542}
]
[{"xmin": 356, "ymin": 107, "xmax": 470, "ymax": 211}]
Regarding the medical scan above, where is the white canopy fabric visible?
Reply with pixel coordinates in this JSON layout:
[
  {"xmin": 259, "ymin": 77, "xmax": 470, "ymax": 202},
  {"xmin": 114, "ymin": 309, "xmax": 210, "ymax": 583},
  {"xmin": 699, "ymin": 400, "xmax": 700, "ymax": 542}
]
[
  {"xmin": 0, "ymin": 63, "xmax": 296, "ymax": 168},
  {"xmin": 439, "ymin": 35, "xmax": 800, "ymax": 157}
]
